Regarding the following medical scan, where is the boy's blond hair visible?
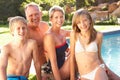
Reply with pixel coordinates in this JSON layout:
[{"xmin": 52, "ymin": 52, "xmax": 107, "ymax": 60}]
[{"xmin": 8, "ymin": 16, "xmax": 27, "ymax": 33}]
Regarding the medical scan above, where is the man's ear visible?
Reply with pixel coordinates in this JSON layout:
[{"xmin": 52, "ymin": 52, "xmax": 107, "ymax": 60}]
[{"xmin": 40, "ymin": 11, "xmax": 42, "ymax": 16}]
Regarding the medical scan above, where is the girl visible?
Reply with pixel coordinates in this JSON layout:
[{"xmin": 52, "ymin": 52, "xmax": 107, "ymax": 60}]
[{"xmin": 70, "ymin": 9, "xmax": 108, "ymax": 80}]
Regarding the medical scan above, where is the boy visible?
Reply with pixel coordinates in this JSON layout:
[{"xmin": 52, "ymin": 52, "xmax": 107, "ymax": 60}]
[{"xmin": 0, "ymin": 16, "xmax": 41, "ymax": 80}]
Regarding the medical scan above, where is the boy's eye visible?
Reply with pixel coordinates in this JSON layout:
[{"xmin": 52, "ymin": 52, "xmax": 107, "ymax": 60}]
[
  {"xmin": 22, "ymin": 27, "xmax": 25, "ymax": 29},
  {"xmin": 55, "ymin": 16, "xmax": 58, "ymax": 19}
]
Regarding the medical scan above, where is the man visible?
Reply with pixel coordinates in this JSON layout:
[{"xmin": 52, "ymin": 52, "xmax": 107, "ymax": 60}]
[
  {"xmin": 24, "ymin": 2, "xmax": 49, "ymax": 79},
  {"xmin": 0, "ymin": 16, "xmax": 41, "ymax": 80}
]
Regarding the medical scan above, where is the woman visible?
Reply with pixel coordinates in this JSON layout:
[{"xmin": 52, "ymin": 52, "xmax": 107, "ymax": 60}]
[
  {"xmin": 70, "ymin": 9, "xmax": 108, "ymax": 80},
  {"xmin": 43, "ymin": 5, "xmax": 70, "ymax": 80}
]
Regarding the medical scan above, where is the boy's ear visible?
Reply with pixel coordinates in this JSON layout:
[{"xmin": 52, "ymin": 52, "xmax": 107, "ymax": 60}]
[{"xmin": 11, "ymin": 32, "xmax": 14, "ymax": 36}]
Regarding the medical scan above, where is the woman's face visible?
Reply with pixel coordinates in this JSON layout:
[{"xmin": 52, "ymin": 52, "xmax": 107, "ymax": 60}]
[
  {"xmin": 50, "ymin": 11, "xmax": 64, "ymax": 28},
  {"xmin": 77, "ymin": 15, "xmax": 90, "ymax": 32}
]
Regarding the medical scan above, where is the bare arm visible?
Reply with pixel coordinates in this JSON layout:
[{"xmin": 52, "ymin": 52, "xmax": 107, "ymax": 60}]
[
  {"xmin": 44, "ymin": 34, "xmax": 61, "ymax": 80},
  {"xmin": 61, "ymin": 29, "xmax": 71, "ymax": 37},
  {"xmin": 97, "ymin": 32, "xmax": 104, "ymax": 64},
  {"xmin": 40, "ymin": 21, "xmax": 49, "ymax": 32},
  {"xmin": 0, "ymin": 46, "xmax": 9, "ymax": 80},
  {"xmin": 32, "ymin": 41, "xmax": 41, "ymax": 80},
  {"xmin": 97, "ymin": 32, "xmax": 120, "ymax": 79},
  {"xmin": 70, "ymin": 31, "xmax": 76, "ymax": 80}
]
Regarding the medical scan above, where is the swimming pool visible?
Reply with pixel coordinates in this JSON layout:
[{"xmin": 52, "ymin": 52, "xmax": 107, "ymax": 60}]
[{"xmin": 102, "ymin": 30, "xmax": 120, "ymax": 76}]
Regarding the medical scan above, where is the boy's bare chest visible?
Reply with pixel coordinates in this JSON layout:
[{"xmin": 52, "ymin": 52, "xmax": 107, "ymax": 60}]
[{"xmin": 9, "ymin": 47, "xmax": 31, "ymax": 62}]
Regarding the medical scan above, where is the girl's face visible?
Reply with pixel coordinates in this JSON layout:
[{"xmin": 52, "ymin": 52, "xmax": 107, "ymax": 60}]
[
  {"xmin": 12, "ymin": 22, "xmax": 27, "ymax": 40},
  {"xmin": 50, "ymin": 11, "xmax": 64, "ymax": 28},
  {"xmin": 77, "ymin": 15, "xmax": 90, "ymax": 32}
]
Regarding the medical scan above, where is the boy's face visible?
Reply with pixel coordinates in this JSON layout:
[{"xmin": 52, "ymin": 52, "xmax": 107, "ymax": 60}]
[{"xmin": 12, "ymin": 21, "xmax": 28, "ymax": 40}]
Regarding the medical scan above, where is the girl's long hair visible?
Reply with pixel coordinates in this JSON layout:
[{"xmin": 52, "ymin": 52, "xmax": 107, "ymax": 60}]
[{"xmin": 72, "ymin": 9, "xmax": 97, "ymax": 44}]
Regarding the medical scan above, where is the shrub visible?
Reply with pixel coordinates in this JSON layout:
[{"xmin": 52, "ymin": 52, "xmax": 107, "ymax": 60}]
[{"xmin": 42, "ymin": 11, "xmax": 49, "ymax": 21}]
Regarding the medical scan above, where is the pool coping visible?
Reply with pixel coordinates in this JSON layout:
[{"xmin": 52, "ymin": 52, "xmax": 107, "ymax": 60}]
[
  {"xmin": 102, "ymin": 29, "xmax": 120, "ymax": 35},
  {"xmin": 99, "ymin": 27, "xmax": 120, "ymax": 35}
]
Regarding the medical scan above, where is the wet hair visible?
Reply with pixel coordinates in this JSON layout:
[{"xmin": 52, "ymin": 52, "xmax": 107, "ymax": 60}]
[
  {"xmin": 72, "ymin": 9, "xmax": 97, "ymax": 44},
  {"xmin": 8, "ymin": 16, "xmax": 27, "ymax": 33},
  {"xmin": 49, "ymin": 5, "xmax": 65, "ymax": 19}
]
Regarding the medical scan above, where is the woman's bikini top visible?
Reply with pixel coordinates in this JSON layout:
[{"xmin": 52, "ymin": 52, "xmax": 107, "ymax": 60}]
[{"xmin": 75, "ymin": 38, "xmax": 98, "ymax": 53}]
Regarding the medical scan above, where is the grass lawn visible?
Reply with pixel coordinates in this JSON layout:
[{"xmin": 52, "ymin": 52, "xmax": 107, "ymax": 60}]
[
  {"xmin": 1, "ymin": 24, "xmax": 120, "ymax": 47},
  {"xmin": 0, "ymin": 24, "xmax": 12, "ymax": 46}
]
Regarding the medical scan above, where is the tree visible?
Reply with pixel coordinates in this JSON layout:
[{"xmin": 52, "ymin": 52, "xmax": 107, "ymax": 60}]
[
  {"xmin": 0, "ymin": 0, "xmax": 24, "ymax": 23},
  {"xmin": 76, "ymin": 0, "xmax": 85, "ymax": 10}
]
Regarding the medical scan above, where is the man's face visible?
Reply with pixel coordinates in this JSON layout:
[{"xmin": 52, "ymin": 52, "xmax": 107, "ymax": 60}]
[{"xmin": 25, "ymin": 6, "xmax": 42, "ymax": 27}]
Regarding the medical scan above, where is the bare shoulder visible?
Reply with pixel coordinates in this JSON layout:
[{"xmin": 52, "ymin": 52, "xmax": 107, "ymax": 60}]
[
  {"xmin": 96, "ymin": 32, "xmax": 103, "ymax": 44},
  {"xmin": 1, "ymin": 42, "xmax": 13, "ymax": 55},
  {"xmin": 60, "ymin": 29, "xmax": 66, "ymax": 35},
  {"xmin": 60, "ymin": 29, "xmax": 71, "ymax": 37},
  {"xmin": 60, "ymin": 29, "xmax": 68, "ymax": 33},
  {"xmin": 97, "ymin": 32, "xmax": 103, "ymax": 39},
  {"xmin": 70, "ymin": 30, "xmax": 75, "ymax": 37},
  {"xmin": 27, "ymin": 39, "xmax": 37, "ymax": 46},
  {"xmin": 44, "ymin": 32, "xmax": 53, "ymax": 40},
  {"xmin": 2, "ymin": 42, "xmax": 12, "ymax": 50},
  {"xmin": 40, "ymin": 21, "xmax": 49, "ymax": 28}
]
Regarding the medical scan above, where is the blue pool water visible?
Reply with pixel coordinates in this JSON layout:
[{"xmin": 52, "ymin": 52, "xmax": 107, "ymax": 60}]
[{"xmin": 102, "ymin": 30, "xmax": 120, "ymax": 76}]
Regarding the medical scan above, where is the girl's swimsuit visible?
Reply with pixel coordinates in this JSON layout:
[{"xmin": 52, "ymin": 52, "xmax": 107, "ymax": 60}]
[
  {"xmin": 75, "ymin": 38, "xmax": 106, "ymax": 80},
  {"xmin": 80, "ymin": 64, "xmax": 105, "ymax": 80}
]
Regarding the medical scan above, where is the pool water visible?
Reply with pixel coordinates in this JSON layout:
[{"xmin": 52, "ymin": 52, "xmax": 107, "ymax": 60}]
[{"xmin": 102, "ymin": 30, "xmax": 120, "ymax": 76}]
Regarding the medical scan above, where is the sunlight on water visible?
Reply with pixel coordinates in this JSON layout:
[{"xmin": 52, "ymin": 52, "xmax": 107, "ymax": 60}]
[{"xmin": 102, "ymin": 32, "xmax": 120, "ymax": 76}]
